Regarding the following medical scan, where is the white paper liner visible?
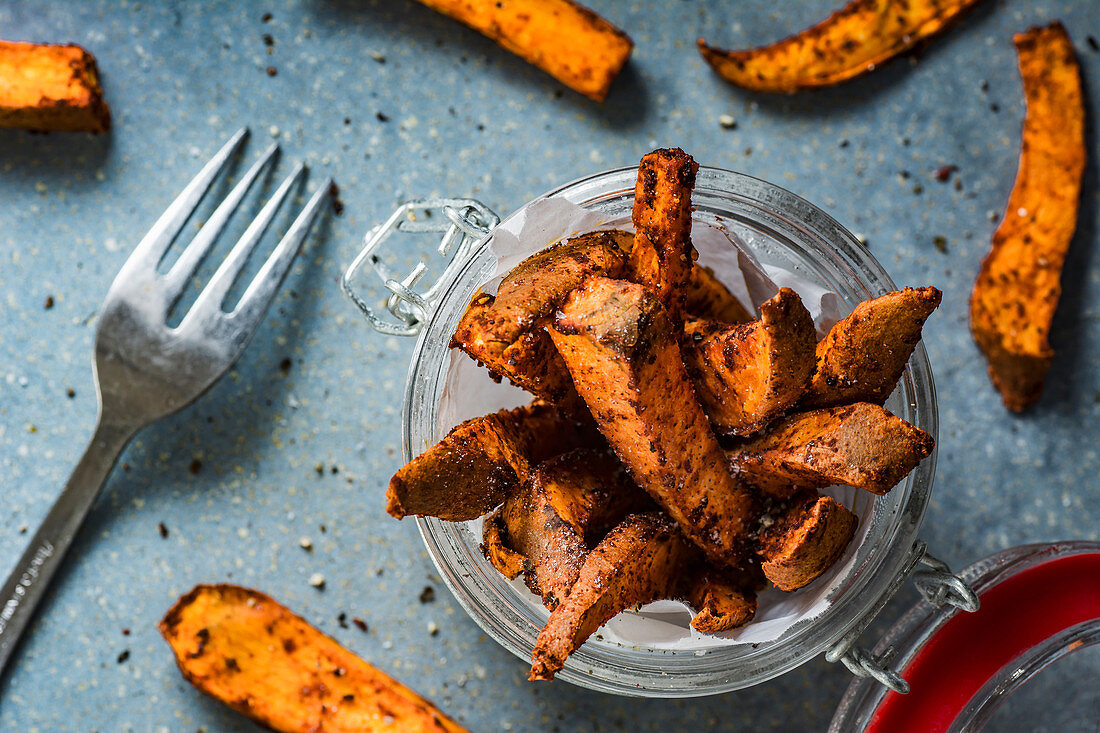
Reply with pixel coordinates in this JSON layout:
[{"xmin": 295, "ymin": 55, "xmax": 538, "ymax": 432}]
[{"xmin": 436, "ymin": 197, "xmax": 866, "ymax": 651}]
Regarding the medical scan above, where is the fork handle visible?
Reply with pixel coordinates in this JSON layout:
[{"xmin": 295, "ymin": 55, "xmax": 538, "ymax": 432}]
[{"xmin": 0, "ymin": 420, "xmax": 136, "ymax": 679}]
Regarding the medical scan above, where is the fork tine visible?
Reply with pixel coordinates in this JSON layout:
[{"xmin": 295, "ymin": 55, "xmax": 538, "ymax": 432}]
[
  {"xmin": 161, "ymin": 143, "xmax": 280, "ymax": 307},
  {"xmin": 186, "ymin": 163, "xmax": 306, "ymax": 318},
  {"xmin": 229, "ymin": 177, "xmax": 332, "ymax": 327},
  {"xmin": 124, "ymin": 128, "xmax": 248, "ymax": 273}
]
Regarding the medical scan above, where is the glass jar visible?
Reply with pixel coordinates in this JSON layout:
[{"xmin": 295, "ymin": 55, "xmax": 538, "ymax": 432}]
[
  {"xmin": 829, "ymin": 541, "xmax": 1100, "ymax": 731},
  {"xmin": 349, "ymin": 166, "xmax": 943, "ymax": 696}
]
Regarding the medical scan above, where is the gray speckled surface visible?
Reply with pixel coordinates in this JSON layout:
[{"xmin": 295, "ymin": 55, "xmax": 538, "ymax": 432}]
[{"xmin": 1, "ymin": 1, "xmax": 1098, "ymax": 730}]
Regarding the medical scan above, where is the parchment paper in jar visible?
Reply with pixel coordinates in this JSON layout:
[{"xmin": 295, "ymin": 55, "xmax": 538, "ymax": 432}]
[{"xmin": 437, "ymin": 197, "xmax": 863, "ymax": 650}]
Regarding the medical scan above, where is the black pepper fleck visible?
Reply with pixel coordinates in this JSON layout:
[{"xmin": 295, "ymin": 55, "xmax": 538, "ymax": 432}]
[
  {"xmin": 66, "ymin": 387, "xmax": 75, "ymax": 398},
  {"xmin": 117, "ymin": 650, "xmax": 130, "ymax": 664},
  {"xmin": 261, "ymin": 12, "xmax": 272, "ymax": 22},
  {"xmin": 376, "ymin": 112, "xmax": 389, "ymax": 122},
  {"xmin": 352, "ymin": 617, "xmax": 368, "ymax": 632},
  {"xmin": 189, "ymin": 459, "xmax": 202, "ymax": 475},
  {"xmin": 158, "ymin": 522, "xmax": 169, "ymax": 539},
  {"xmin": 838, "ymin": 139, "xmax": 849, "ymax": 148},
  {"xmin": 337, "ymin": 612, "xmax": 348, "ymax": 629},
  {"xmin": 44, "ymin": 295, "xmax": 54, "ymax": 309},
  {"xmin": 1089, "ymin": 36, "xmax": 1099, "ymax": 52},
  {"xmin": 266, "ymin": 66, "xmax": 277, "ymax": 77},
  {"xmin": 419, "ymin": 586, "xmax": 436, "ymax": 603},
  {"xmin": 933, "ymin": 236, "xmax": 948, "ymax": 254},
  {"xmin": 262, "ymin": 33, "xmax": 274, "ymax": 46},
  {"xmin": 279, "ymin": 357, "xmax": 292, "ymax": 373}
]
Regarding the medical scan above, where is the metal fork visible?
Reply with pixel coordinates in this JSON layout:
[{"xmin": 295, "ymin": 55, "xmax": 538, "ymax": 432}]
[{"xmin": 0, "ymin": 128, "xmax": 330, "ymax": 677}]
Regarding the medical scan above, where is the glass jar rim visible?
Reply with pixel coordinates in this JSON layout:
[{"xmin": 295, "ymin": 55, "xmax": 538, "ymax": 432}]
[{"xmin": 400, "ymin": 165, "xmax": 939, "ymax": 696}]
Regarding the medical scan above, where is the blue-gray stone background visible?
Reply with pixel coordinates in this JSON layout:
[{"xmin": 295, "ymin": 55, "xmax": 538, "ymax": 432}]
[{"xmin": 1, "ymin": 1, "xmax": 1097, "ymax": 730}]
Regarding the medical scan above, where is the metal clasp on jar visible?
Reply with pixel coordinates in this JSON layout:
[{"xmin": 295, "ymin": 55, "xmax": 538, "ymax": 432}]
[
  {"xmin": 342, "ymin": 198, "xmax": 500, "ymax": 336},
  {"xmin": 825, "ymin": 539, "xmax": 980, "ymax": 694}
]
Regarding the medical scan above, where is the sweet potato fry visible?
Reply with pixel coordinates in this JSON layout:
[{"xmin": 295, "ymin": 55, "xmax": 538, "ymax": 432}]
[
  {"xmin": 528, "ymin": 513, "xmax": 692, "ymax": 680},
  {"xmin": 414, "ymin": 0, "xmax": 632, "ymax": 102},
  {"xmin": 159, "ymin": 585, "xmax": 467, "ymax": 733},
  {"xmin": 803, "ymin": 286, "xmax": 942, "ymax": 408},
  {"xmin": 686, "ymin": 565, "xmax": 760, "ymax": 633},
  {"xmin": 481, "ymin": 507, "xmax": 525, "ymax": 579},
  {"xmin": 970, "ymin": 22, "xmax": 1085, "ymax": 412},
  {"xmin": 628, "ymin": 148, "xmax": 699, "ymax": 320},
  {"xmin": 496, "ymin": 449, "xmax": 652, "ymax": 608},
  {"xmin": 697, "ymin": 0, "xmax": 987, "ymax": 93},
  {"xmin": 387, "ymin": 401, "xmax": 598, "ymax": 521},
  {"xmin": 549, "ymin": 277, "xmax": 759, "ymax": 568},
  {"xmin": 728, "ymin": 403, "xmax": 934, "ymax": 495},
  {"xmin": 759, "ymin": 493, "xmax": 858, "ymax": 591},
  {"xmin": 685, "ymin": 264, "xmax": 753, "ymax": 324},
  {"xmin": 685, "ymin": 287, "xmax": 816, "ymax": 435},
  {"xmin": 452, "ymin": 230, "xmax": 632, "ymax": 404},
  {"xmin": 0, "ymin": 40, "xmax": 110, "ymax": 133}
]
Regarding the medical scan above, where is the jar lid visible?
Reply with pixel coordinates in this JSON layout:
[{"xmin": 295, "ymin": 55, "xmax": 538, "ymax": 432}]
[{"xmin": 830, "ymin": 542, "xmax": 1100, "ymax": 732}]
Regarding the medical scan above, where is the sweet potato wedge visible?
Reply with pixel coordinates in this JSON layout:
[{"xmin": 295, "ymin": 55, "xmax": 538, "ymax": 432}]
[
  {"xmin": 387, "ymin": 401, "xmax": 598, "ymax": 520},
  {"xmin": 496, "ymin": 449, "xmax": 652, "ymax": 608},
  {"xmin": 970, "ymin": 22, "xmax": 1085, "ymax": 412},
  {"xmin": 759, "ymin": 493, "xmax": 858, "ymax": 591},
  {"xmin": 482, "ymin": 507, "xmax": 525, "ymax": 579},
  {"xmin": 0, "ymin": 40, "xmax": 110, "ymax": 133},
  {"xmin": 549, "ymin": 277, "xmax": 759, "ymax": 568},
  {"xmin": 803, "ymin": 287, "xmax": 942, "ymax": 408},
  {"xmin": 686, "ymin": 287, "xmax": 816, "ymax": 435},
  {"xmin": 697, "ymin": 0, "xmax": 987, "ymax": 93},
  {"xmin": 686, "ymin": 565, "xmax": 760, "ymax": 633},
  {"xmin": 628, "ymin": 148, "xmax": 699, "ymax": 320},
  {"xmin": 452, "ymin": 230, "xmax": 633, "ymax": 404},
  {"xmin": 685, "ymin": 264, "xmax": 753, "ymax": 324},
  {"xmin": 414, "ymin": 0, "xmax": 632, "ymax": 102},
  {"xmin": 528, "ymin": 513, "xmax": 692, "ymax": 680},
  {"xmin": 159, "ymin": 585, "xmax": 467, "ymax": 733},
  {"xmin": 728, "ymin": 403, "xmax": 934, "ymax": 495}
]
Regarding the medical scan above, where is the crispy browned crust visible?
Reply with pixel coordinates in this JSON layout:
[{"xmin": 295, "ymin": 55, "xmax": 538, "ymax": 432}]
[
  {"xmin": 970, "ymin": 22, "xmax": 1085, "ymax": 412},
  {"xmin": 728, "ymin": 403, "xmax": 934, "ymax": 495},
  {"xmin": 628, "ymin": 149, "xmax": 699, "ymax": 320},
  {"xmin": 686, "ymin": 565, "xmax": 760, "ymax": 633},
  {"xmin": 481, "ymin": 507, "xmax": 525, "ymax": 579},
  {"xmin": 528, "ymin": 513, "xmax": 691, "ymax": 680},
  {"xmin": 759, "ymin": 494, "xmax": 858, "ymax": 591},
  {"xmin": 803, "ymin": 287, "xmax": 942, "ymax": 408},
  {"xmin": 452, "ymin": 230, "xmax": 633, "ymax": 404},
  {"xmin": 549, "ymin": 277, "xmax": 759, "ymax": 568},
  {"xmin": 159, "ymin": 585, "xmax": 467, "ymax": 733},
  {"xmin": 686, "ymin": 287, "xmax": 816, "ymax": 435},
  {"xmin": 697, "ymin": 0, "xmax": 987, "ymax": 93},
  {"xmin": 0, "ymin": 40, "xmax": 110, "ymax": 133},
  {"xmin": 685, "ymin": 265, "xmax": 753, "ymax": 324},
  {"xmin": 496, "ymin": 449, "xmax": 654, "ymax": 609},
  {"xmin": 415, "ymin": 0, "xmax": 632, "ymax": 102},
  {"xmin": 386, "ymin": 402, "xmax": 598, "ymax": 521}
]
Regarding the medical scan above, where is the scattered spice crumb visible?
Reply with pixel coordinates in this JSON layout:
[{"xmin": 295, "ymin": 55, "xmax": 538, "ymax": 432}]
[
  {"xmin": 262, "ymin": 33, "xmax": 274, "ymax": 47},
  {"xmin": 353, "ymin": 617, "xmax": 368, "ymax": 632},
  {"xmin": 320, "ymin": 524, "xmax": 327, "ymax": 534},
  {"xmin": 279, "ymin": 357, "xmax": 292, "ymax": 373},
  {"xmin": 980, "ymin": 80, "xmax": 989, "ymax": 93},
  {"xmin": 122, "ymin": 628, "xmax": 130, "ymax": 636},
  {"xmin": 117, "ymin": 650, "xmax": 130, "ymax": 664},
  {"xmin": 66, "ymin": 387, "xmax": 75, "ymax": 398},
  {"xmin": 838, "ymin": 138, "xmax": 849, "ymax": 148},
  {"xmin": 419, "ymin": 586, "xmax": 436, "ymax": 604},
  {"xmin": 158, "ymin": 522, "xmax": 169, "ymax": 539},
  {"xmin": 122, "ymin": 463, "xmax": 131, "ymax": 472},
  {"xmin": 298, "ymin": 536, "xmax": 313, "ymax": 551},
  {"xmin": 371, "ymin": 52, "xmax": 386, "ymax": 64},
  {"xmin": 330, "ymin": 465, "xmax": 339, "ymax": 475},
  {"xmin": 262, "ymin": 12, "xmax": 272, "ymax": 22},
  {"xmin": 329, "ymin": 182, "xmax": 344, "ymax": 216},
  {"xmin": 427, "ymin": 621, "xmax": 439, "ymax": 636},
  {"xmin": 990, "ymin": 103, "xmax": 999, "ymax": 113},
  {"xmin": 375, "ymin": 568, "xmax": 384, "ymax": 576},
  {"xmin": 337, "ymin": 612, "xmax": 349, "ymax": 629},
  {"xmin": 718, "ymin": 114, "xmax": 737, "ymax": 130},
  {"xmin": 189, "ymin": 459, "xmax": 202, "ymax": 475},
  {"xmin": 933, "ymin": 236, "xmax": 948, "ymax": 254},
  {"xmin": 309, "ymin": 573, "xmax": 326, "ymax": 589},
  {"xmin": 933, "ymin": 165, "xmax": 957, "ymax": 183},
  {"xmin": 912, "ymin": 184, "xmax": 924, "ymax": 195},
  {"xmin": 44, "ymin": 295, "xmax": 54, "ymax": 309},
  {"xmin": 27, "ymin": 425, "xmax": 36, "ymax": 434},
  {"xmin": 376, "ymin": 112, "xmax": 389, "ymax": 123},
  {"xmin": 266, "ymin": 66, "xmax": 277, "ymax": 77},
  {"xmin": 1089, "ymin": 36, "xmax": 1099, "ymax": 53}
]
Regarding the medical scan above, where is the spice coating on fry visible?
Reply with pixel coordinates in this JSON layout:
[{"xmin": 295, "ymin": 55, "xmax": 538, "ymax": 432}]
[{"xmin": 970, "ymin": 22, "xmax": 1085, "ymax": 412}]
